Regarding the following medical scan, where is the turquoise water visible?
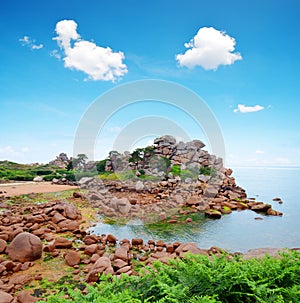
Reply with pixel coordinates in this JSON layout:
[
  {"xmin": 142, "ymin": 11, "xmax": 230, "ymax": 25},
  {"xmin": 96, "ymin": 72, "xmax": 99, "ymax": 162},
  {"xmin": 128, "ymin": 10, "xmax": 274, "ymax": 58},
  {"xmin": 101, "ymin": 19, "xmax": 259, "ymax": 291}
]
[{"xmin": 90, "ymin": 167, "xmax": 300, "ymax": 252}]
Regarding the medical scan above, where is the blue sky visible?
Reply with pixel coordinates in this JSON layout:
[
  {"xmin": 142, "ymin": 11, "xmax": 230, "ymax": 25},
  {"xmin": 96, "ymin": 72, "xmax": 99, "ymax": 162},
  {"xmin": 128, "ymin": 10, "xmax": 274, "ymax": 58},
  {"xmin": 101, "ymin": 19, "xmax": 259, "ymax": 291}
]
[{"xmin": 0, "ymin": 0, "xmax": 299, "ymax": 166}]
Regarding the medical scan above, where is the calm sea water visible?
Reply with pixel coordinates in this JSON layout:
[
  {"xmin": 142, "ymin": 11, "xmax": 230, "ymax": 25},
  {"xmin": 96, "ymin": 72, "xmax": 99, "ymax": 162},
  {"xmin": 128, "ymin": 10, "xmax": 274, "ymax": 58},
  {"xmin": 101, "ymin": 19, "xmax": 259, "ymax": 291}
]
[{"xmin": 90, "ymin": 167, "xmax": 300, "ymax": 253}]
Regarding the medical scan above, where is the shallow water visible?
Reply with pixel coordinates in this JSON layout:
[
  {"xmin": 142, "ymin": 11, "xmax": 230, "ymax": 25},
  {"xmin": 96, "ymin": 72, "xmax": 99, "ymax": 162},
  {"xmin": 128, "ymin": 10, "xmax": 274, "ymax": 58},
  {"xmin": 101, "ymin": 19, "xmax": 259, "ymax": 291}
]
[{"xmin": 90, "ymin": 167, "xmax": 300, "ymax": 252}]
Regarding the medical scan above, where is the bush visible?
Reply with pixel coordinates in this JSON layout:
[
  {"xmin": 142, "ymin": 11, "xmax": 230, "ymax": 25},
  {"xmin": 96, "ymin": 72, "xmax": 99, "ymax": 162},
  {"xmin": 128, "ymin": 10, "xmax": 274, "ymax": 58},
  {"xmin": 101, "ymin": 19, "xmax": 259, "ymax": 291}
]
[
  {"xmin": 9, "ymin": 174, "xmax": 33, "ymax": 181},
  {"xmin": 43, "ymin": 174, "xmax": 60, "ymax": 181},
  {"xmin": 96, "ymin": 159, "xmax": 108, "ymax": 173},
  {"xmin": 181, "ymin": 169, "xmax": 198, "ymax": 180},
  {"xmin": 171, "ymin": 165, "xmax": 181, "ymax": 176},
  {"xmin": 38, "ymin": 251, "xmax": 300, "ymax": 303},
  {"xmin": 31, "ymin": 169, "xmax": 53, "ymax": 175},
  {"xmin": 200, "ymin": 166, "xmax": 216, "ymax": 177}
]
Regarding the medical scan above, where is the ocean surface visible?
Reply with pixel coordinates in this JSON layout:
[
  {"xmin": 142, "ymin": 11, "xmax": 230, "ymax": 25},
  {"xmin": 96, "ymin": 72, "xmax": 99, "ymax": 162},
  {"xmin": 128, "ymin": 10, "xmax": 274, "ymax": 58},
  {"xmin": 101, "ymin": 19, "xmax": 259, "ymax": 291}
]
[{"xmin": 90, "ymin": 167, "xmax": 300, "ymax": 253}]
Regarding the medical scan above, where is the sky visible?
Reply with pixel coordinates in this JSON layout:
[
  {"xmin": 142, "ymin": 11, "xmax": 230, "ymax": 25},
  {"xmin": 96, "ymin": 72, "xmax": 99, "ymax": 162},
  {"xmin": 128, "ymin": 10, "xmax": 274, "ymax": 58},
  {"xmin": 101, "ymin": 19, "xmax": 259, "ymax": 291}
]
[{"xmin": 0, "ymin": 0, "xmax": 300, "ymax": 167}]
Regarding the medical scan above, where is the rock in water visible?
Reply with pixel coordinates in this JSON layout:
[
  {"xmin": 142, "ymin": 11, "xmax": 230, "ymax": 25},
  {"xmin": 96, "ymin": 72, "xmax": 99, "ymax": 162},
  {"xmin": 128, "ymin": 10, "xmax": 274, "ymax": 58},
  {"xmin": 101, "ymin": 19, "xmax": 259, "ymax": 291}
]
[{"xmin": 7, "ymin": 232, "xmax": 42, "ymax": 262}]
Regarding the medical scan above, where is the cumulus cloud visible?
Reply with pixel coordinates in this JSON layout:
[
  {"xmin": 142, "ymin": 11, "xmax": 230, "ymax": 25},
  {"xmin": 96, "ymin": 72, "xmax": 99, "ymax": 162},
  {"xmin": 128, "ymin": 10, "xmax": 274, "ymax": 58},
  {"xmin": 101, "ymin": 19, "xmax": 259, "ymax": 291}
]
[
  {"xmin": 176, "ymin": 27, "xmax": 242, "ymax": 70},
  {"xmin": 19, "ymin": 36, "xmax": 43, "ymax": 50},
  {"xmin": 53, "ymin": 19, "xmax": 127, "ymax": 82},
  {"xmin": 233, "ymin": 104, "xmax": 264, "ymax": 113},
  {"xmin": 255, "ymin": 150, "xmax": 265, "ymax": 154}
]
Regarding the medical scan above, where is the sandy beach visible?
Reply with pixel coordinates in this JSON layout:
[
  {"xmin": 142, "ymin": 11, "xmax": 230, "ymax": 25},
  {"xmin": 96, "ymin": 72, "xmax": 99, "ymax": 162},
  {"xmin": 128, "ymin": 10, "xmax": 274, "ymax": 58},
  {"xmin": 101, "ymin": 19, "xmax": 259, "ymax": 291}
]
[{"xmin": 0, "ymin": 181, "xmax": 78, "ymax": 197}]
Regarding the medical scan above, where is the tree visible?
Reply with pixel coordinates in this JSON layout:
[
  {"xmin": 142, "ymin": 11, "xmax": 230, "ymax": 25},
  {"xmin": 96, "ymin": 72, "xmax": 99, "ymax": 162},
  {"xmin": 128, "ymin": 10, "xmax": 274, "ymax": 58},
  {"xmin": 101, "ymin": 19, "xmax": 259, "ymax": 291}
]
[
  {"xmin": 129, "ymin": 148, "xmax": 143, "ymax": 170},
  {"xmin": 67, "ymin": 154, "xmax": 88, "ymax": 170}
]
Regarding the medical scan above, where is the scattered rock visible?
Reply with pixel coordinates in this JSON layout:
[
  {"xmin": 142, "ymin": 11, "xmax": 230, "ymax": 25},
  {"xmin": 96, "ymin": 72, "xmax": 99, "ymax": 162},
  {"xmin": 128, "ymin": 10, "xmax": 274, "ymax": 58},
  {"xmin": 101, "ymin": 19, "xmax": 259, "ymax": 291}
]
[
  {"xmin": 0, "ymin": 239, "xmax": 7, "ymax": 253},
  {"xmin": 114, "ymin": 247, "xmax": 129, "ymax": 261},
  {"xmin": 54, "ymin": 237, "xmax": 73, "ymax": 249},
  {"xmin": 205, "ymin": 209, "xmax": 222, "ymax": 219},
  {"xmin": 273, "ymin": 197, "xmax": 283, "ymax": 204},
  {"xmin": 7, "ymin": 232, "xmax": 42, "ymax": 262},
  {"xmin": 267, "ymin": 208, "xmax": 283, "ymax": 216},
  {"xmin": 73, "ymin": 192, "xmax": 83, "ymax": 199},
  {"xmin": 251, "ymin": 203, "xmax": 271, "ymax": 212},
  {"xmin": 244, "ymin": 248, "xmax": 288, "ymax": 259},
  {"xmin": 175, "ymin": 242, "xmax": 208, "ymax": 258},
  {"xmin": 132, "ymin": 238, "xmax": 143, "ymax": 246},
  {"xmin": 87, "ymin": 257, "xmax": 114, "ymax": 282},
  {"xmin": 107, "ymin": 234, "xmax": 117, "ymax": 244},
  {"xmin": 65, "ymin": 251, "xmax": 81, "ymax": 267},
  {"xmin": 16, "ymin": 290, "xmax": 37, "ymax": 303},
  {"xmin": 84, "ymin": 244, "xmax": 98, "ymax": 256},
  {"xmin": 33, "ymin": 176, "xmax": 43, "ymax": 182},
  {"xmin": 112, "ymin": 259, "xmax": 128, "ymax": 269},
  {"xmin": 0, "ymin": 290, "xmax": 13, "ymax": 303},
  {"xmin": 135, "ymin": 181, "xmax": 144, "ymax": 192}
]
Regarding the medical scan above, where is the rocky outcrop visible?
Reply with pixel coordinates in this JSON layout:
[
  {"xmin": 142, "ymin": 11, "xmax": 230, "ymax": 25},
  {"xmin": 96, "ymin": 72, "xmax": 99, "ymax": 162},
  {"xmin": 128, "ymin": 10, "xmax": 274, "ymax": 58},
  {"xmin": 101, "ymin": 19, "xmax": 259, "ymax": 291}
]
[
  {"xmin": 79, "ymin": 135, "xmax": 281, "ymax": 221},
  {"xmin": 104, "ymin": 135, "xmax": 222, "ymax": 176},
  {"xmin": 49, "ymin": 152, "xmax": 70, "ymax": 169}
]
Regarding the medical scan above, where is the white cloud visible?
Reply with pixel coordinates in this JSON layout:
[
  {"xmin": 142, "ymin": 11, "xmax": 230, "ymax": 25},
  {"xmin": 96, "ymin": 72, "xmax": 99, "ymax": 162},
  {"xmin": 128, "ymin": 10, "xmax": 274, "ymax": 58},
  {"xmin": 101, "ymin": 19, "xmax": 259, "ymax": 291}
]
[
  {"xmin": 49, "ymin": 49, "xmax": 61, "ymax": 59},
  {"xmin": 233, "ymin": 104, "xmax": 264, "ymax": 113},
  {"xmin": 176, "ymin": 27, "xmax": 242, "ymax": 70},
  {"xmin": 53, "ymin": 19, "xmax": 127, "ymax": 82},
  {"xmin": 19, "ymin": 35, "xmax": 43, "ymax": 50},
  {"xmin": 21, "ymin": 147, "xmax": 30, "ymax": 153},
  {"xmin": 255, "ymin": 150, "xmax": 265, "ymax": 154}
]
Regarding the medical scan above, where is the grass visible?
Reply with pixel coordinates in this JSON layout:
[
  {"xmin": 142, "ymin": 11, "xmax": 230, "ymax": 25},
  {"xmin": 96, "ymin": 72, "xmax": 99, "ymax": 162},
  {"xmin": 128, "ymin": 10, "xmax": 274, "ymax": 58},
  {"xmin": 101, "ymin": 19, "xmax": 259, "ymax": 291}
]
[{"xmin": 36, "ymin": 250, "xmax": 300, "ymax": 302}]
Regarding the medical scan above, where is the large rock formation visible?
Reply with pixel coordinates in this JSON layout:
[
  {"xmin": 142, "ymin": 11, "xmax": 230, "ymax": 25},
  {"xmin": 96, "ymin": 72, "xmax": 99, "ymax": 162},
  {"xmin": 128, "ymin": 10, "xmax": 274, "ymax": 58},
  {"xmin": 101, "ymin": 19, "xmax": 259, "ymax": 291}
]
[
  {"xmin": 80, "ymin": 135, "xmax": 282, "ymax": 221},
  {"xmin": 49, "ymin": 153, "xmax": 70, "ymax": 169}
]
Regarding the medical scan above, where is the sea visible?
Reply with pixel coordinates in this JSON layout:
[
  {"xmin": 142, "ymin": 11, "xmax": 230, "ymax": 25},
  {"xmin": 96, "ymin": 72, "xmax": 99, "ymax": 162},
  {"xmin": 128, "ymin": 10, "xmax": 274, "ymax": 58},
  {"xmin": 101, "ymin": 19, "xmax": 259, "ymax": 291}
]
[{"xmin": 90, "ymin": 167, "xmax": 300, "ymax": 253}]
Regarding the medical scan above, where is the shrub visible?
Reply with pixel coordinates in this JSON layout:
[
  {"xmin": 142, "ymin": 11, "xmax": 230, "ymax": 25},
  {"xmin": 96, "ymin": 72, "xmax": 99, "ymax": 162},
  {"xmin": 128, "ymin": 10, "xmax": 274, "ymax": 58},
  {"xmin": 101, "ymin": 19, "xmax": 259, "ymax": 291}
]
[
  {"xmin": 96, "ymin": 159, "xmax": 107, "ymax": 173},
  {"xmin": 38, "ymin": 251, "xmax": 300, "ymax": 303},
  {"xmin": 171, "ymin": 165, "xmax": 181, "ymax": 177},
  {"xmin": 10, "ymin": 174, "xmax": 33, "ymax": 181},
  {"xmin": 200, "ymin": 166, "xmax": 217, "ymax": 177},
  {"xmin": 31, "ymin": 169, "xmax": 53, "ymax": 175},
  {"xmin": 181, "ymin": 169, "xmax": 198, "ymax": 180},
  {"xmin": 43, "ymin": 174, "xmax": 60, "ymax": 181}
]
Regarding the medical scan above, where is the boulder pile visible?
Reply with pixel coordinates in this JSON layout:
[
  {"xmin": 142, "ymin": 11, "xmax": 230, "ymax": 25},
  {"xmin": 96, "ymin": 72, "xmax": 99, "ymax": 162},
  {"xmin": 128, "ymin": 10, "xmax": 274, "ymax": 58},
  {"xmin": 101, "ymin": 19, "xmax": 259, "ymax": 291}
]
[
  {"xmin": 0, "ymin": 190, "xmax": 287, "ymax": 301},
  {"xmin": 80, "ymin": 136, "xmax": 282, "ymax": 221}
]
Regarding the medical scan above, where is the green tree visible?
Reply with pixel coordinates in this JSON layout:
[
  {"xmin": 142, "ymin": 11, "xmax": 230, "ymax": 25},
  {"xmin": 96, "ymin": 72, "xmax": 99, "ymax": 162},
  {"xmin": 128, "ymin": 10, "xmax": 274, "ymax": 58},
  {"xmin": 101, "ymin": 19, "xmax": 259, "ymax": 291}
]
[{"xmin": 68, "ymin": 154, "xmax": 88, "ymax": 170}]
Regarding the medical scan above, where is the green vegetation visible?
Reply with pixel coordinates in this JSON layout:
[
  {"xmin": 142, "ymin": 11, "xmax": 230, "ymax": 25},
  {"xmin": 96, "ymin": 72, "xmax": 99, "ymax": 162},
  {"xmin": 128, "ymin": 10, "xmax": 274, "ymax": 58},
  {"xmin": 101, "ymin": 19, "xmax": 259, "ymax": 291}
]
[
  {"xmin": 98, "ymin": 170, "xmax": 160, "ymax": 182},
  {"xmin": 200, "ymin": 166, "xmax": 216, "ymax": 177},
  {"xmin": 96, "ymin": 159, "xmax": 108, "ymax": 173},
  {"xmin": 129, "ymin": 146, "xmax": 155, "ymax": 170},
  {"xmin": 0, "ymin": 159, "xmax": 98, "ymax": 182},
  {"xmin": 0, "ymin": 147, "xmax": 218, "ymax": 183},
  {"xmin": 171, "ymin": 165, "xmax": 181, "ymax": 176},
  {"xmin": 38, "ymin": 251, "xmax": 300, "ymax": 303},
  {"xmin": 0, "ymin": 161, "xmax": 56, "ymax": 181}
]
